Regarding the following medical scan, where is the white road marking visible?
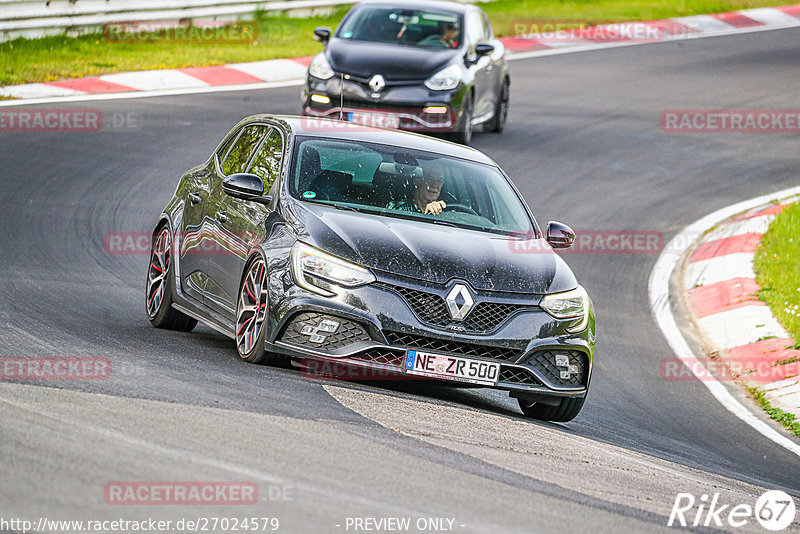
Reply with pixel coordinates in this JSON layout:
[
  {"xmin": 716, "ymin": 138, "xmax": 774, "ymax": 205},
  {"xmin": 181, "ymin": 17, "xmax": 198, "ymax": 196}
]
[
  {"xmin": 696, "ymin": 305, "xmax": 788, "ymax": 350},
  {"xmin": 100, "ymin": 69, "xmax": 210, "ymax": 91},
  {"xmin": 229, "ymin": 59, "xmax": 308, "ymax": 82},
  {"xmin": 702, "ymin": 214, "xmax": 775, "ymax": 242},
  {"xmin": 685, "ymin": 252, "xmax": 756, "ymax": 287},
  {"xmin": 648, "ymin": 185, "xmax": 800, "ymax": 458},
  {"xmin": 1, "ymin": 82, "xmax": 83, "ymax": 99}
]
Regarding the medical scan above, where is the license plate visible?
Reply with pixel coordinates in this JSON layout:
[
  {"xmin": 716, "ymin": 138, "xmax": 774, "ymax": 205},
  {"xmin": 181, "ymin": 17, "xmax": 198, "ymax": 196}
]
[
  {"xmin": 404, "ymin": 350, "xmax": 500, "ymax": 386},
  {"xmin": 346, "ymin": 111, "xmax": 400, "ymax": 129}
]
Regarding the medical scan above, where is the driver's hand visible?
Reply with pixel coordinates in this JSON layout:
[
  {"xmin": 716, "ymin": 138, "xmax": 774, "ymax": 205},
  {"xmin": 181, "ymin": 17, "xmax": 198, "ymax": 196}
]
[{"xmin": 424, "ymin": 201, "xmax": 446, "ymax": 215}]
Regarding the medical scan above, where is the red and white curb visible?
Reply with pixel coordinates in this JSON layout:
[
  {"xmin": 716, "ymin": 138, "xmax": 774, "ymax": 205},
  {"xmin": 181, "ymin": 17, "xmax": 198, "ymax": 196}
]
[
  {"xmin": 0, "ymin": 56, "xmax": 312, "ymax": 100},
  {"xmin": 650, "ymin": 186, "xmax": 800, "ymax": 457},
  {"xmin": 2, "ymin": 5, "xmax": 800, "ymax": 101},
  {"xmin": 684, "ymin": 200, "xmax": 800, "ymax": 416}
]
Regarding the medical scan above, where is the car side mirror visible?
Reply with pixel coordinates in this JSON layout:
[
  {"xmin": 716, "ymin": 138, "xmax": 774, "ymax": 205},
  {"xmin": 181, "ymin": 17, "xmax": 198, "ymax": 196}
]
[
  {"xmin": 222, "ymin": 173, "xmax": 271, "ymax": 204},
  {"xmin": 314, "ymin": 27, "xmax": 331, "ymax": 43},
  {"xmin": 546, "ymin": 221, "xmax": 575, "ymax": 249},
  {"xmin": 475, "ymin": 43, "xmax": 494, "ymax": 57}
]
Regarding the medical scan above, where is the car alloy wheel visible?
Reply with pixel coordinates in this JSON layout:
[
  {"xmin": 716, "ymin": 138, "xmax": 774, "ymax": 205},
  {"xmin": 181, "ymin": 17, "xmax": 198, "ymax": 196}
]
[
  {"xmin": 236, "ymin": 257, "xmax": 268, "ymax": 356},
  {"xmin": 146, "ymin": 227, "xmax": 171, "ymax": 318}
]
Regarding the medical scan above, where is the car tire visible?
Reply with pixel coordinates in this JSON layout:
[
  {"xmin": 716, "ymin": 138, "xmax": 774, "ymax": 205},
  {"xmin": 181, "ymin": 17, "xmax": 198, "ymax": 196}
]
[
  {"xmin": 146, "ymin": 225, "xmax": 198, "ymax": 332},
  {"xmin": 235, "ymin": 255, "xmax": 288, "ymax": 366},
  {"xmin": 452, "ymin": 93, "xmax": 474, "ymax": 145},
  {"xmin": 518, "ymin": 396, "xmax": 585, "ymax": 422},
  {"xmin": 487, "ymin": 77, "xmax": 509, "ymax": 133}
]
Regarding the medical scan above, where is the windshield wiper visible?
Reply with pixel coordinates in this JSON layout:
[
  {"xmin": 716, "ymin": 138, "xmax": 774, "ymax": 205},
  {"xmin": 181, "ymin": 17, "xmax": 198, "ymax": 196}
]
[
  {"xmin": 334, "ymin": 205, "xmax": 358, "ymax": 212},
  {"xmin": 426, "ymin": 218, "xmax": 457, "ymax": 228}
]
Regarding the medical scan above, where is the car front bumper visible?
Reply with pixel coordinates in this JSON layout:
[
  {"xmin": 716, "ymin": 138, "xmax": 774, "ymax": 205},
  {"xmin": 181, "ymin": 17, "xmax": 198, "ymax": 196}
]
[
  {"xmin": 301, "ymin": 76, "xmax": 467, "ymax": 133},
  {"xmin": 265, "ymin": 272, "xmax": 595, "ymax": 398}
]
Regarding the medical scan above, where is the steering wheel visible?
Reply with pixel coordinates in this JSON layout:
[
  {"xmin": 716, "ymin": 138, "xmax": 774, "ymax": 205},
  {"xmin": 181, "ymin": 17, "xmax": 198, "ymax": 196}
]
[{"xmin": 443, "ymin": 203, "xmax": 478, "ymax": 216}]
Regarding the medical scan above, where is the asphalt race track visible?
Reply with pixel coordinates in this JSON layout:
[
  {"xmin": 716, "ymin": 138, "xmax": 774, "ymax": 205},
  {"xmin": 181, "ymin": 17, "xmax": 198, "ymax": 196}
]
[{"xmin": 1, "ymin": 28, "xmax": 800, "ymax": 533}]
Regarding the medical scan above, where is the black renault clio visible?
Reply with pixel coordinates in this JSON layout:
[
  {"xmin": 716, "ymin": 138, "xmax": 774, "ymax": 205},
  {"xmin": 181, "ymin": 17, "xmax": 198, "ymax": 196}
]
[
  {"xmin": 146, "ymin": 115, "xmax": 594, "ymax": 421},
  {"xmin": 301, "ymin": 0, "xmax": 509, "ymax": 145}
]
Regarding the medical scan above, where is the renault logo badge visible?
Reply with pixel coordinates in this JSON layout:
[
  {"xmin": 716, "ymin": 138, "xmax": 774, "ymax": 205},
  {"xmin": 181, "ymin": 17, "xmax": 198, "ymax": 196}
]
[
  {"xmin": 369, "ymin": 74, "xmax": 386, "ymax": 93},
  {"xmin": 445, "ymin": 284, "xmax": 474, "ymax": 321}
]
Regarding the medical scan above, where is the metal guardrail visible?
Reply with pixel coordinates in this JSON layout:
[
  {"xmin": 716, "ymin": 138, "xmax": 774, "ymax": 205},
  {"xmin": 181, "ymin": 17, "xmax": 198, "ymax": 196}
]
[{"xmin": 0, "ymin": 0, "xmax": 355, "ymax": 40}]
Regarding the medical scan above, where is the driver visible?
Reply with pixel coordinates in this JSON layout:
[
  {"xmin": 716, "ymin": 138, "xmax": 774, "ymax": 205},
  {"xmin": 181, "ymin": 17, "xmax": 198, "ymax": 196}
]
[
  {"xmin": 418, "ymin": 21, "xmax": 460, "ymax": 48},
  {"xmin": 387, "ymin": 162, "xmax": 447, "ymax": 215}
]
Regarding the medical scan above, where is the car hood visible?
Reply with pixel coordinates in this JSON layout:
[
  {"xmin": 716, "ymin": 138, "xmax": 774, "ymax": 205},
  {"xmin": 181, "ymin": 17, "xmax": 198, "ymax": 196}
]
[
  {"xmin": 292, "ymin": 203, "xmax": 578, "ymax": 294},
  {"xmin": 326, "ymin": 38, "xmax": 459, "ymax": 81}
]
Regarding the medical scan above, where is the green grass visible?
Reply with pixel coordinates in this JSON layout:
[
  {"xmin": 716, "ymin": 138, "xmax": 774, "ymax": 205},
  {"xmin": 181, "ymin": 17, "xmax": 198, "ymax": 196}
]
[
  {"xmin": 747, "ymin": 386, "xmax": 800, "ymax": 438},
  {"xmin": 755, "ymin": 201, "xmax": 800, "ymax": 344},
  {"xmin": 0, "ymin": 8, "xmax": 351, "ymax": 86},
  {"xmin": 0, "ymin": 0, "xmax": 794, "ymax": 86}
]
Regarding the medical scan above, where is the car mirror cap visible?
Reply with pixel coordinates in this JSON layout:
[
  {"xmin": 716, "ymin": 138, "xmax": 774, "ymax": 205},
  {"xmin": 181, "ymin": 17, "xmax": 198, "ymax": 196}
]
[
  {"xmin": 476, "ymin": 43, "xmax": 495, "ymax": 56},
  {"xmin": 222, "ymin": 173, "xmax": 269, "ymax": 203},
  {"xmin": 314, "ymin": 27, "xmax": 332, "ymax": 43},
  {"xmin": 546, "ymin": 221, "xmax": 575, "ymax": 249}
]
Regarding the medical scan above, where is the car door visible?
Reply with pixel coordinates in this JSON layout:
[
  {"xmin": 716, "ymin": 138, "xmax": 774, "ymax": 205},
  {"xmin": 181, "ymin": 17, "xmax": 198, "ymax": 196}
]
[
  {"xmin": 464, "ymin": 10, "xmax": 494, "ymax": 121},
  {"xmin": 204, "ymin": 123, "xmax": 272, "ymax": 316},
  {"xmin": 178, "ymin": 130, "xmax": 240, "ymax": 303}
]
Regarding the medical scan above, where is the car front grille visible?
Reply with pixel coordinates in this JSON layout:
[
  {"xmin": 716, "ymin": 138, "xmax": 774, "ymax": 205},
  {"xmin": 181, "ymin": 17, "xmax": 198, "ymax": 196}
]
[
  {"xmin": 349, "ymin": 348, "xmax": 405, "ymax": 367},
  {"xmin": 279, "ymin": 312, "xmax": 371, "ymax": 350},
  {"xmin": 499, "ymin": 367, "xmax": 543, "ymax": 386},
  {"xmin": 377, "ymin": 283, "xmax": 534, "ymax": 334},
  {"xmin": 383, "ymin": 330, "xmax": 521, "ymax": 362}
]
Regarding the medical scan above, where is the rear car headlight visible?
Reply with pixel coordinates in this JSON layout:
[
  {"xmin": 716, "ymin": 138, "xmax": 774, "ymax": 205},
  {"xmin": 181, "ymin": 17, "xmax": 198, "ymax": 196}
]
[
  {"xmin": 309, "ymin": 53, "xmax": 335, "ymax": 80},
  {"xmin": 291, "ymin": 242, "xmax": 375, "ymax": 296},
  {"xmin": 540, "ymin": 286, "xmax": 590, "ymax": 333},
  {"xmin": 424, "ymin": 64, "xmax": 462, "ymax": 91}
]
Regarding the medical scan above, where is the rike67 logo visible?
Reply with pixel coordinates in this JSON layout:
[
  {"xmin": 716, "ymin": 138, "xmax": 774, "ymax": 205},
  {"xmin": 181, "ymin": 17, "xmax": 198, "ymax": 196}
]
[{"xmin": 668, "ymin": 490, "xmax": 796, "ymax": 531}]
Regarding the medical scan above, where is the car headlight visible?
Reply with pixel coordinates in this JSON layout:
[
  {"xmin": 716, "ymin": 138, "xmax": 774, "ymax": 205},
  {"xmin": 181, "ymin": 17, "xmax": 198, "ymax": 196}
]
[
  {"xmin": 308, "ymin": 53, "xmax": 335, "ymax": 80},
  {"xmin": 291, "ymin": 242, "xmax": 375, "ymax": 296},
  {"xmin": 540, "ymin": 286, "xmax": 590, "ymax": 333},
  {"xmin": 424, "ymin": 64, "xmax": 462, "ymax": 91}
]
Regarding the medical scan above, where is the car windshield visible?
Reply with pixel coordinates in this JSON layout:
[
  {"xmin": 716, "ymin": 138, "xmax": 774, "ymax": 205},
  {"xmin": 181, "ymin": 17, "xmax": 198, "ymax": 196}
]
[
  {"xmin": 337, "ymin": 5, "xmax": 463, "ymax": 49},
  {"xmin": 289, "ymin": 137, "xmax": 534, "ymax": 237}
]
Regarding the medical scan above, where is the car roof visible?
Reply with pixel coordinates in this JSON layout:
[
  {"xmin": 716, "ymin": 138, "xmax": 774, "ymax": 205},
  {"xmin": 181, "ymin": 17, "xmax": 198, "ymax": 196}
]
[
  {"xmin": 247, "ymin": 115, "xmax": 496, "ymax": 166},
  {"xmin": 351, "ymin": 0, "xmax": 475, "ymax": 15}
]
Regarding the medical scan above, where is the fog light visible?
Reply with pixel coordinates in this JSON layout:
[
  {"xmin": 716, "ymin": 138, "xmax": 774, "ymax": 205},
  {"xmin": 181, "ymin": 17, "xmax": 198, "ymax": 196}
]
[
  {"xmin": 311, "ymin": 94, "xmax": 331, "ymax": 104},
  {"xmin": 317, "ymin": 319, "xmax": 340, "ymax": 333},
  {"xmin": 299, "ymin": 318, "xmax": 341, "ymax": 344},
  {"xmin": 423, "ymin": 106, "xmax": 448, "ymax": 114}
]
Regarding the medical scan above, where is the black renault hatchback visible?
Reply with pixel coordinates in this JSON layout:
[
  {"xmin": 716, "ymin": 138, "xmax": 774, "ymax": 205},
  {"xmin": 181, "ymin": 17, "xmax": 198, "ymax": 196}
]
[
  {"xmin": 146, "ymin": 115, "xmax": 594, "ymax": 421},
  {"xmin": 301, "ymin": 0, "xmax": 509, "ymax": 144}
]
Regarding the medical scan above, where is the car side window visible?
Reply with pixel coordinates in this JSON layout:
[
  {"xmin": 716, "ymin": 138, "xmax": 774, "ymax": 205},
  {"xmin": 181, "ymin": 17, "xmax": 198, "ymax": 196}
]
[
  {"xmin": 246, "ymin": 128, "xmax": 284, "ymax": 192},
  {"xmin": 216, "ymin": 129, "xmax": 241, "ymax": 164},
  {"xmin": 221, "ymin": 124, "xmax": 270, "ymax": 176}
]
